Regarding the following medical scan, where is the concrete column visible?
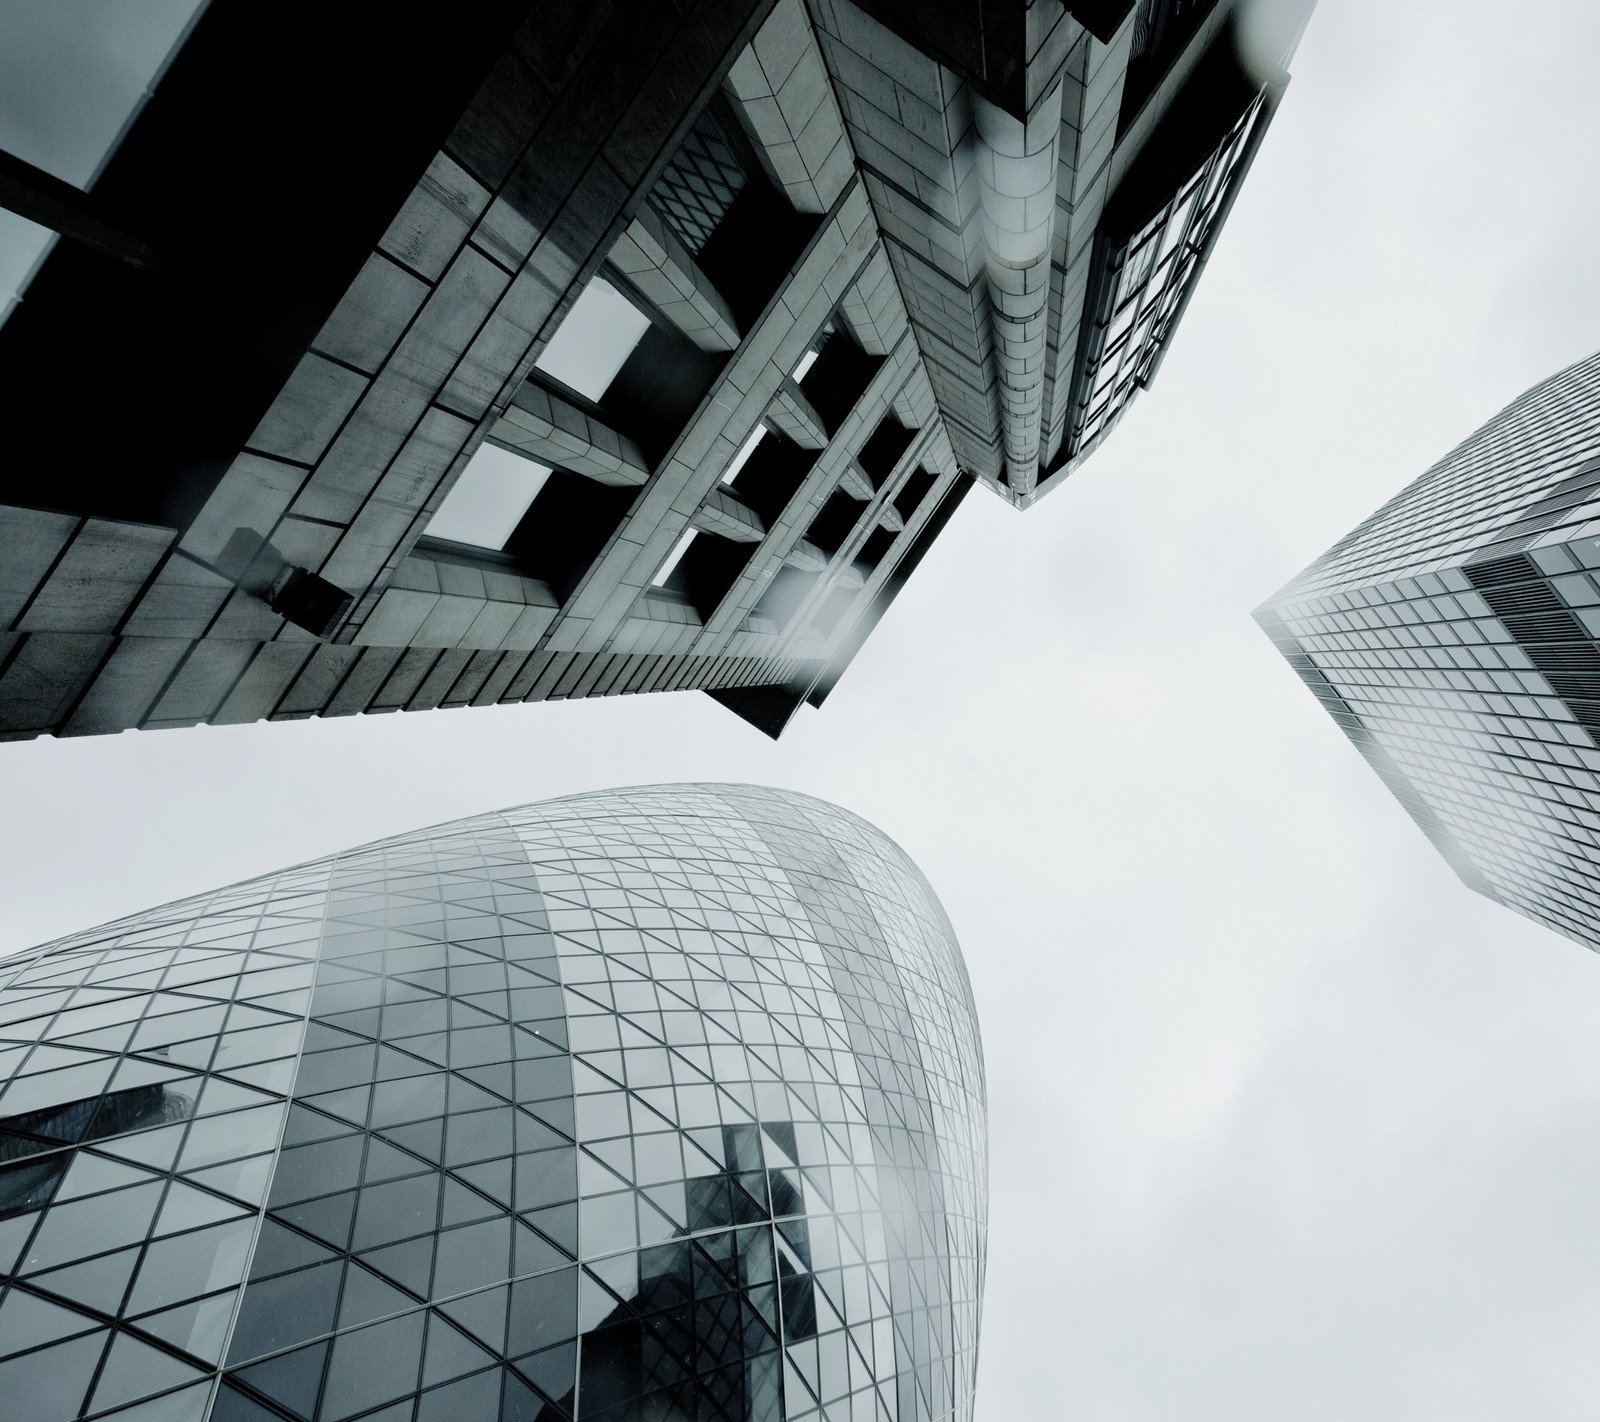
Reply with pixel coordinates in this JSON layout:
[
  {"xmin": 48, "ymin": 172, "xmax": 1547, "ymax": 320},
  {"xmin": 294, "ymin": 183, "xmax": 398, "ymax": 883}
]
[{"xmin": 606, "ymin": 205, "xmax": 739, "ymax": 352}]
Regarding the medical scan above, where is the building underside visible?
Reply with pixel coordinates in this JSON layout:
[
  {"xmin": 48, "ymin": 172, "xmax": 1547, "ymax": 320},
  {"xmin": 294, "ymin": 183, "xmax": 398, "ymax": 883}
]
[{"xmin": 0, "ymin": 0, "xmax": 1312, "ymax": 741}]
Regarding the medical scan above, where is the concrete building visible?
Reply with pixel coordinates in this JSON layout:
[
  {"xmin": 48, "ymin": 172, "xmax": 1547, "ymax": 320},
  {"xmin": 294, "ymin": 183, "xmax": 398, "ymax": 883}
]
[
  {"xmin": 1257, "ymin": 351, "xmax": 1600, "ymax": 951},
  {"xmin": 0, "ymin": 0, "xmax": 1312, "ymax": 741},
  {"xmin": 0, "ymin": 784, "xmax": 986, "ymax": 1422}
]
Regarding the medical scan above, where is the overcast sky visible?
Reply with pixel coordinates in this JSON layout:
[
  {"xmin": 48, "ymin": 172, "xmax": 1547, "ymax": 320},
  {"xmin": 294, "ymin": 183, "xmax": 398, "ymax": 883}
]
[{"xmin": 6, "ymin": 1, "xmax": 1600, "ymax": 1418}]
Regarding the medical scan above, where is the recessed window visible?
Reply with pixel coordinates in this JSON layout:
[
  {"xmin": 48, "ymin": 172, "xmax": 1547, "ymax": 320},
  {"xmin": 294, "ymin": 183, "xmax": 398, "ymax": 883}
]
[
  {"xmin": 651, "ymin": 530, "xmax": 699, "ymax": 587},
  {"xmin": 534, "ymin": 278, "xmax": 652, "ymax": 402},
  {"xmin": 0, "ymin": 0, "xmax": 208, "ymax": 327},
  {"xmin": 792, "ymin": 349, "xmax": 820, "ymax": 383},
  {"xmin": 722, "ymin": 425, "xmax": 766, "ymax": 485},
  {"xmin": 424, "ymin": 445, "xmax": 552, "ymax": 550}
]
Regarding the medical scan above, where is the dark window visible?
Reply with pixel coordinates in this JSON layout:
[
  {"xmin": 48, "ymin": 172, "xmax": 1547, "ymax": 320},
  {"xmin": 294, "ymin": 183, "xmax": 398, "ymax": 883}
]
[
  {"xmin": 805, "ymin": 492, "xmax": 867, "ymax": 559},
  {"xmin": 658, "ymin": 533, "xmax": 757, "ymax": 623},
  {"xmin": 500, "ymin": 471, "xmax": 639, "ymax": 602},
  {"xmin": 857, "ymin": 415, "xmax": 915, "ymax": 490},
  {"xmin": 727, "ymin": 431, "xmax": 817, "ymax": 526},
  {"xmin": 797, "ymin": 323, "xmax": 882, "ymax": 435},
  {"xmin": 893, "ymin": 468, "xmax": 938, "ymax": 523}
]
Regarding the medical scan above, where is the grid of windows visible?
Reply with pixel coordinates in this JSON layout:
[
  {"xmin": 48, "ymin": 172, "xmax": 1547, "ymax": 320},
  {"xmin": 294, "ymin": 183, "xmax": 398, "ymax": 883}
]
[
  {"xmin": 0, "ymin": 786, "xmax": 986, "ymax": 1421},
  {"xmin": 1069, "ymin": 94, "xmax": 1266, "ymax": 458},
  {"xmin": 1259, "ymin": 350, "xmax": 1600, "ymax": 949}
]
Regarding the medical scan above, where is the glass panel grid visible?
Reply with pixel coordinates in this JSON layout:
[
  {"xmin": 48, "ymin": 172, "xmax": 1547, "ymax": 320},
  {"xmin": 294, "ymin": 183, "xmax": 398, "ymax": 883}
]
[{"xmin": 0, "ymin": 788, "xmax": 985, "ymax": 1422}]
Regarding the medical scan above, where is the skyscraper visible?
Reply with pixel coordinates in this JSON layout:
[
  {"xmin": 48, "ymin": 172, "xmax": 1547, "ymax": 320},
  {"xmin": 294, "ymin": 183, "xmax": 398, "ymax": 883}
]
[
  {"xmin": 0, "ymin": 0, "xmax": 1313, "ymax": 741},
  {"xmin": 0, "ymin": 785, "xmax": 987, "ymax": 1422},
  {"xmin": 1257, "ymin": 350, "xmax": 1600, "ymax": 949}
]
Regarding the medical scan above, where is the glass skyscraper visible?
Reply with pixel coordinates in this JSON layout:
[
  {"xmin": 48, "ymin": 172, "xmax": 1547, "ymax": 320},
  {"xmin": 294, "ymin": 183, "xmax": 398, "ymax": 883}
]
[
  {"xmin": 0, "ymin": 785, "xmax": 986, "ymax": 1422},
  {"xmin": 1257, "ymin": 350, "xmax": 1600, "ymax": 948}
]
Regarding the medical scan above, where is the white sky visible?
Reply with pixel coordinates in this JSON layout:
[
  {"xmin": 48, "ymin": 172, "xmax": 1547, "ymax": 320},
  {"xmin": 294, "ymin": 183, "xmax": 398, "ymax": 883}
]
[{"xmin": 6, "ymin": 1, "xmax": 1600, "ymax": 1417}]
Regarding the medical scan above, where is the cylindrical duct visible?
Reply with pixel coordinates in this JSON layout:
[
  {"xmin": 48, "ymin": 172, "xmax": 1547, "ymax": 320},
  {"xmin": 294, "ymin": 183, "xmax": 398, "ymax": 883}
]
[{"xmin": 973, "ymin": 85, "xmax": 1062, "ymax": 494}]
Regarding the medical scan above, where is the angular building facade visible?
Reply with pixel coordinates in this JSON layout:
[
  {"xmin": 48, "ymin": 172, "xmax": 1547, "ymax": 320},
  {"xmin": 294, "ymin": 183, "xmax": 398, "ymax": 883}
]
[
  {"xmin": 0, "ymin": 785, "xmax": 987, "ymax": 1422},
  {"xmin": 0, "ymin": 0, "xmax": 1312, "ymax": 742},
  {"xmin": 1257, "ymin": 350, "xmax": 1600, "ymax": 949}
]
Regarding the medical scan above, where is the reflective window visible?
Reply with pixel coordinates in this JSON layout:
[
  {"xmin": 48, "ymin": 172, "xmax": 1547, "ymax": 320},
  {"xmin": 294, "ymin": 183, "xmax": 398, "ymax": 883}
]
[{"xmin": 0, "ymin": 786, "xmax": 986, "ymax": 1421}]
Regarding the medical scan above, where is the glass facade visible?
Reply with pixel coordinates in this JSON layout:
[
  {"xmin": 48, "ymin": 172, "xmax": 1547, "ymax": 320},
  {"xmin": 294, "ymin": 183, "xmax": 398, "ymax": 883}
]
[
  {"xmin": 1069, "ymin": 93, "xmax": 1268, "ymax": 461},
  {"xmin": 0, "ymin": 785, "xmax": 986, "ymax": 1422},
  {"xmin": 1258, "ymin": 351, "xmax": 1600, "ymax": 948}
]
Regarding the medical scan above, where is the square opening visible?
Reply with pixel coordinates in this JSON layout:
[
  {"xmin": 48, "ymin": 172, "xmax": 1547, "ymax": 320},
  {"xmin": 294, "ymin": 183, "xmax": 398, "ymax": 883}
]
[
  {"xmin": 857, "ymin": 416, "xmax": 915, "ymax": 489},
  {"xmin": 423, "ymin": 445, "xmax": 553, "ymax": 550},
  {"xmin": 892, "ymin": 468, "xmax": 938, "ymax": 523},
  {"xmin": 658, "ymin": 531, "xmax": 756, "ymax": 621},
  {"xmin": 797, "ymin": 321, "xmax": 882, "ymax": 435},
  {"xmin": 852, "ymin": 526, "xmax": 898, "ymax": 577},
  {"xmin": 806, "ymin": 491, "xmax": 867, "ymax": 559},
  {"xmin": 727, "ymin": 430, "xmax": 817, "ymax": 526},
  {"xmin": 501, "ymin": 470, "xmax": 638, "ymax": 601},
  {"xmin": 533, "ymin": 278, "xmax": 652, "ymax": 402}
]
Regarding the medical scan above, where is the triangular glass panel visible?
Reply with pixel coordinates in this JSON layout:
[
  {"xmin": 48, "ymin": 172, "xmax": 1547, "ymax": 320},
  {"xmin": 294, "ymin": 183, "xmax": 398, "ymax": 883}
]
[
  {"xmin": 26, "ymin": 1244, "xmax": 141, "ymax": 1314},
  {"xmin": 55, "ymin": 1151, "xmax": 158, "ymax": 1201},
  {"xmin": 130, "ymin": 1289, "xmax": 236, "ymax": 1365},
  {"xmin": 441, "ymin": 1176, "xmax": 503, "ymax": 1227},
  {"xmin": 197, "ymin": 1077, "xmax": 280, "ymax": 1118},
  {"xmin": 97, "ymin": 1377, "xmax": 212, "ymax": 1422},
  {"xmin": 395, "ymin": 1032, "xmax": 449, "ymax": 1066},
  {"xmin": 508, "ymin": 1341, "xmax": 576, "ymax": 1415},
  {"xmin": 0, "ymin": 1285, "xmax": 100, "ymax": 1354},
  {"xmin": 273, "ymin": 1190, "xmax": 357, "ymax": 1251},
  {"xmin": 337, "ymin": 1259, "xmax": 415, "ymax": 1329},
  {"xmin": 185, "ymin": 1153, "xmax": 273, "ymax": 1207},
  {"xmin": 445, "ymin": 1075, "xmax": 504, "ymax": 1114},
  {"xmin": 362, "ymin": 1136, "xmax": 431, "ymax": 1185},
  {"xmin": 519, "ymin": 1202, "xmax": 577, "ymax": 1257},
  {"xmin": 417, "ymin": 1366, "xmax": 499, "ymax": 1421},
  {"xmin": 453, "ymin": 1157, "xmax": 513, "ymax": 1208},
  {"xmin": 280, "ymin": 1104, "xmax": 355, "ymax": 1147},
  {"xmin": 322, "ymin": 1007, "xmax": 381, "ymax": 1038},
  {"xmin": 216, "ymin": 1057, "xmax": 295, "ymax": 1095},
  {"xmin": 422, "ymin": 1312, "xmax": 497, "ymax": 1387},
  {"xmin": 0, "ymin": 1211, "xmax": 39, "ymax": 1273},
  {"xmin": 300, "ymin": 1085, "xmax": 371, "ymax": 1125},
  {"xmin": 356, "ymin": 1236, "xmax": 435, "ymax": 1299},
  {"xmin": 439, "ymin": 1283, "xmax": 508, "ymax": 1353},
  {"xmin": 248, "ymin": 1220, "xmax": 335, "ymax": 1281},
  {"xmin": 382, "ymin": 1117, "xmax": 444, "ymax": 1163},
  {"xmin": 88, "ymin": 1331, "xmax": 207, "ymax": 1415},
  {"xmin": 228, "ymin": 1338, "xmax": 329, "ymax": 1421},
  {"xmin": 154, "ymin": 1180, "xmax": 250, "ymax": 1236},
  {"xmin": 512, "ymin": 1222, "xmax": 566, "ymax": 1277}
]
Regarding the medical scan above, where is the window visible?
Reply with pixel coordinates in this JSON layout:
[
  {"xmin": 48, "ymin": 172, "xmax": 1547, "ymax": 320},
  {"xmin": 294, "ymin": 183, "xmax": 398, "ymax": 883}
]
[
  {"xmin": 651, "ymin": 530, "xmax": 699, "ymax": 588},
  {"xmin": 795, "ymin": 320, "xmax": 881, "ymax": 435},
  {"xmin": 533, "ymin": 278, "xmax": 652, "ymax": 402},
  {"xmin": 722, "ymin": 425, "xmax": 766, "ymax": 485},
  {"xmin": 424, "ymin": 446, "xmax": 552, "ymax": 550},
  {"xmin": 0, "ymin": 0, "xmax": 207, "ymax": 325}
]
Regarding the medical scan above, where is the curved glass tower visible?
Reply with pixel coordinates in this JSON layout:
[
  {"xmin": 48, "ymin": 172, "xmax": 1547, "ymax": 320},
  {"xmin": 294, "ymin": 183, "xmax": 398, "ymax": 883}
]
[{"xmin": 0, "ymin": 785, "xmax": 986, "ymax": 1422}]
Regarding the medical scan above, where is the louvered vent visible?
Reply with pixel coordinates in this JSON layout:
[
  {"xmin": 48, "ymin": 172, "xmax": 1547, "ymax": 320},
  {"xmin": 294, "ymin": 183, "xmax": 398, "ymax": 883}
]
[
  {"xmin": 1524, "ymin": 642, "xmax": 1600, "ymax": 673},
  {"xmin": 1464, "ymin": 552, "xmax": 1540, "ymax": 588},
  {"xmin": 1476, "ymin": 582, "xmax": 1563, "ymax": 617},
  {"xmin": 1546, "ymin": 674, "xmax": 1600, "ymax": 702},
  {"xmin": 1503, "ymin": 611, "xmax": 1587, "ymax": 643}
]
